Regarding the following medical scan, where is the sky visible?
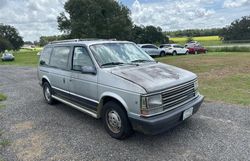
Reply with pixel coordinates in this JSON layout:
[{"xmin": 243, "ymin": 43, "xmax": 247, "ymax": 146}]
[{"xmin": 0, "ymin": 0, "xmax": 249, "ymax": 41}]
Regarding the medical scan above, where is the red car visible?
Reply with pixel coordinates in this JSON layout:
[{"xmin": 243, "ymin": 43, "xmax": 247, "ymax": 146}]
[{"xmin": 186, "ymin": 44, "xmax": 208, "ymax": 54}]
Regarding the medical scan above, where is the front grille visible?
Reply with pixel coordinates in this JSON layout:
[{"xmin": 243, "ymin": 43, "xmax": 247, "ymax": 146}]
[{"xmin": 162, "ymin": 80, "xmax": 196, "ymax": 111}]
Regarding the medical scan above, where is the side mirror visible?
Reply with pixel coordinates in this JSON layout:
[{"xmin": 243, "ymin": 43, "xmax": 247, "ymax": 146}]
[
  {"xmin": 81, "ymin": 66, "xmax": 97, "ymax": 75},
  {"xmin": 40, "ymin": 60, "xmax": 45, "ymax": 65}
]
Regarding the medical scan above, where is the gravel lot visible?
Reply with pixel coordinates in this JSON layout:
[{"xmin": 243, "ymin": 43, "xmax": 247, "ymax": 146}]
[{"xmin": 0, "ymin": 66, "xmax": 249, "ymax": 161}]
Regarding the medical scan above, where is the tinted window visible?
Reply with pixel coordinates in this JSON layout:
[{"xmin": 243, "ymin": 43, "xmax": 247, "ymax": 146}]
[
  {"xmin": 50, "ymin": 46, "xmax": 71, "ymax": 69},
  {"xmin": 149, "ymin": 45, "xmax": 157, "ymax": 49},
  {"xmin": 40, "ymin": 47, "xmax": 52, "ymax": 65},
  {"xmin": 72, "ymin": 47, "xmax": 94, "ymax": 71}
]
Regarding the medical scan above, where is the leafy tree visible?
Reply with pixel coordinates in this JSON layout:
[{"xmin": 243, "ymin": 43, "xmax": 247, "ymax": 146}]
[
  {"xmin": 39, "ymin": 35, "xmax": 67, "ymax": 46},
  {"xmin": 0, "ymin": 24, "xmax": 24, "ymax": 51},
  {"xmin": 130, "ymin": 25, "xmax": 169, "ymax": 44},
  {"xmin": 220, "ymin": 16, "xmax": 250, "ymax": 41},
  {"xmin": 0, "ymin": 37, "xmax": 13, "ymax": 53},
  {"xmin": 58, "ymin": 0, "xmax": 133, "ymax": 40}
]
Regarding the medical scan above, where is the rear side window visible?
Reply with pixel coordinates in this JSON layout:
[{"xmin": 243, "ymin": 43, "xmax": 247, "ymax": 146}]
[
  {"xmin": 50, "ymin": 46, "xmax": 71, "ymax": 70},
  {"xmin": 40, "ymin": 47, "xmax": 52, "ymax": 65}
]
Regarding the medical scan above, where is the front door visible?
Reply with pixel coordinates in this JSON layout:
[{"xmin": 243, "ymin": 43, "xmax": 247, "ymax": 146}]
[{"xmin": 69, "ymin": 46, "xmax": 98, "ymax": 111}]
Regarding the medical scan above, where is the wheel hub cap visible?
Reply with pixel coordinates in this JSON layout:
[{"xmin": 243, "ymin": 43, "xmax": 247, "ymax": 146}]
[
  {"xmin": 107, "ymin": 110, "xmax": 121, "ymax": 133},
  {"xmin": 45, "ymin": 87, "xmax": 51, "ymax": 101}
]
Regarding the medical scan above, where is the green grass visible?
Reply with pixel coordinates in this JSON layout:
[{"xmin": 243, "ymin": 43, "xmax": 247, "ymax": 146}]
[
  {"xmin": 0, "ymin": 93, "xmax": 7, "ymax": 102},
  {"xmin": 156, "ymin": 52, "xmax": 250, "ymax": 106},
  {"xmin": 0, "ymin": 49, "xmax": 40, "ymax": 67},
  {"xmin": 0, "ymin": 93, "xmax": 7, "ymax": 110},
  {"xmin": 0, "ymin": 140, "xmax": 11, "ymax": 148}
]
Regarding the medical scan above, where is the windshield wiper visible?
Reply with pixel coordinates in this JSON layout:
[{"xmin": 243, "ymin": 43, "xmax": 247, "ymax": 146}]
[
  {"xmin": 101, "ymin": 62, "xmax": 125, "ymax": 67},
  {"xmin": 131, "ymin": 59, "xmax": 156, "ymax": 63}
]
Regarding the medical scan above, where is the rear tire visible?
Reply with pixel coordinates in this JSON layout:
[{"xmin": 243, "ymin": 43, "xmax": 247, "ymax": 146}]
[
  {"xmin": 43, "ymin": 82, "xmax": 55, "ymax": 105},
  {"xmin": 195, "ymin": 51, "xmax": 198, "ymax": 55},
  {"xmin": 172, "ymin": 51, "xmax": 177, "ymax": 56},
  {"xmin": 102, "ymin": 101, "xmax": 133, "ymax": 139},
  {"xmin": 185, "ymin": 51, "xmax": 189, "ymax": 55}
]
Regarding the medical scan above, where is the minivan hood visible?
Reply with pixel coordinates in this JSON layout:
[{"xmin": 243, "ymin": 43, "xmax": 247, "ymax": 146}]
[{"xmin": 111, "ymin": 63, "xmax": 197, "ymax": 93}]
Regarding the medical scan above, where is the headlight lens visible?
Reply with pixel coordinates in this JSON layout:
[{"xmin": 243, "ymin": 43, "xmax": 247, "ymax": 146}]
[
  {"xmin": 141, "ymin": 94, "xmax": 163, "ymax": 116},
  {"xmin": 194, "ymin": 80, "xmax": 199, "ymax": 90},
  {"xmin": 147, "ymin": 94, "xmax": 162, "ymax": 107},
  {"xmin": 194, "ymin": 80, "xmax": 199, "ymax": 96}
]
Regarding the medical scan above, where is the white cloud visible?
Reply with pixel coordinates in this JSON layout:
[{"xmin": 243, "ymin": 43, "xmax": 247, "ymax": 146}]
[
  {"xmin": 131, "ymin": 0, "xmax": 216, "ymax": 31},
  {"xmin": 223, "ymin": 0, "xmax": 250, "ymax": 8},
  {"xmin": 0, "ymin": 0, "xmax": 67, "ymax": 41}
]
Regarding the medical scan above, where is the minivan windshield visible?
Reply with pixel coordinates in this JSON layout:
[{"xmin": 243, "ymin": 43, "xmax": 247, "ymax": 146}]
[{"xmin": 90, "ymin": 43, "xmax": 155, "ymax": 67}]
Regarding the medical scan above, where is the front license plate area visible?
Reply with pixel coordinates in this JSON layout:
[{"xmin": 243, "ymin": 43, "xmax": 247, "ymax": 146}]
[{"xmin": 183, "ymin": 107, "xmax": 194, "ymax": 120}]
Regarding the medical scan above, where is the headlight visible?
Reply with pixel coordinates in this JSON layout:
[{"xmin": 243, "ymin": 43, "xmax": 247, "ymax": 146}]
[
  {"xmin": 194, "ymin": 80, "xmax": 199, "ymax": 90},
  {"xmin": 194, "ymin": 80, "xmax": 199, "ymax": 96},
  {"xmin": 141, "ymin": 94, "xmax": 163, "ymax": 116}
]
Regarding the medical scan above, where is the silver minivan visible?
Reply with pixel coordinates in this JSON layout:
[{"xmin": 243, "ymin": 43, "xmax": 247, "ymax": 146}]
[{"xmin": 38, "ymin": 39, "xmax": 204, "ymax": 139}]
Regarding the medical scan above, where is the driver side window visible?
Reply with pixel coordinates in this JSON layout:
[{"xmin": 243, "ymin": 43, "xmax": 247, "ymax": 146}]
[{"xmin": 72, "ymin": 47, "xmax": 94, "ymax": 71}]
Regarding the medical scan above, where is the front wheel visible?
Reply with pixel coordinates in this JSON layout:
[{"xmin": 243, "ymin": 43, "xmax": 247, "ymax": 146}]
[
  {"xmin": 172, "ymin": 51, "xmax": 177, "ymax": 56},
  {"xmin": 160, "ymin": 51, "xmax": 165, "ymax": 57},
  {"xmin": 185, "ymin": 51, "xmax": 189, "ymax": 55},
  {"xmin": 102, "ymin": 101, "xmax": 133, "ymax": 139}
]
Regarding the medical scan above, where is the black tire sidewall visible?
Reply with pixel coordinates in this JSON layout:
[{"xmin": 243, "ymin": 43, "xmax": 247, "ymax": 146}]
[{"xmin": 102, "ymin": 101, "xmax": 132, "ymax": 139}]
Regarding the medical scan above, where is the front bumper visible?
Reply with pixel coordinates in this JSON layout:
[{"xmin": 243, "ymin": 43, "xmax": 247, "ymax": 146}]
[{"xmin": 129, "ymin": 95, "xmax": 204, "ymax": 135}]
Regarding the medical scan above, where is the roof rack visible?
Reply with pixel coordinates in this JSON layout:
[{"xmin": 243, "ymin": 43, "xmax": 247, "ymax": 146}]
[{"xmin": 50, "ymin": 38, "xmax": 117, "ymax": 44}]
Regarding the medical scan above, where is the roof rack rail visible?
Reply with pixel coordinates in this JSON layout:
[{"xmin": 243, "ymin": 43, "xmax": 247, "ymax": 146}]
[{"xmin": 50, "ymin": 38, "xmax": 117, "ymax": 44}]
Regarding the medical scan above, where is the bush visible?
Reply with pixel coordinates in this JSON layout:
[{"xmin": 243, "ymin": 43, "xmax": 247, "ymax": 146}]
[{"xmin": 207, "ymin": 46, "xmax": 250, "ymax": 52}]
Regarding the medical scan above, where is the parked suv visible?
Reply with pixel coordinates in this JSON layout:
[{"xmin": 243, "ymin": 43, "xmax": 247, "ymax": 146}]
[
  {"xmin": 138, "ymin": 44, "xmax": 166, "ymax": 57},
  {"xmin": 160, "ymin": 44, "xmax": 189, "ymax": 55},
  {"xmin": 38, "ymin": 39, "xmax": 204, "ymax": 139}
]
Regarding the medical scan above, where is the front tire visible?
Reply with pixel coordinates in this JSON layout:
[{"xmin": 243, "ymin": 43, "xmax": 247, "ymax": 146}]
[
  {"xmin": 160, "ymin": 51, "xmax": 165, "ymax": 57},
  {"xmin": 102, "ymin": 101, "xmax": 133, "ymax": 139},
  {"xmin": 172, "ymin": 51, "xmax": 177, "ymax": 56},
  {"xmin": 43, "ymin": 82, "xmax": 55, "ymax": 105}
]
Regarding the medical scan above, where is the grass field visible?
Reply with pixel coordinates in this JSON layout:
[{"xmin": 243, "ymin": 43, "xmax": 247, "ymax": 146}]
[
  {"xmin": 1, "ymin": 49, "xmax": 249, "ymax": 106},
  {"xmin": 0, "ymin": 49, "xmax": 40, "ymax": 66},
  {"xmin": 156, "ymin": 52, "xmax": 250, "ymax": 106},
  {"xmin": 170, "ymin": 36, "xmax": 222, "ymax": 46}
]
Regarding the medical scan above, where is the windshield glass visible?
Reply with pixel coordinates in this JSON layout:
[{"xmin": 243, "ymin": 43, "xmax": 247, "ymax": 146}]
[{"xmin": 90, "ymin": 43, "xmax": 154, "ymax": 67}]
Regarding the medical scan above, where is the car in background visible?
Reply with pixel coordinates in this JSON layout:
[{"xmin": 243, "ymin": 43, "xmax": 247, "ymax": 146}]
[
  {"xmin": 160, "ymin": 44, "xmax": 189, "ymax": 56},
  {"xmin": 186, "ymin": 44, "xmax": 207, "ymax": 54},
  {"xmin": 138, "ymin": 44, "xmax": 166, "ymax": 57},
  {"xmin": 1, "ymin": 52, "xmax": 15, "ymax": 61}
]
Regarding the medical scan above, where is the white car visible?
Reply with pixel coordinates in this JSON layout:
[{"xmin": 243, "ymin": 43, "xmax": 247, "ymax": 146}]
[
  {"xmin": 160, "ymin": 44, "xmax": 189, "ymax": 56},
  {"xmin": 138, "ymin": 44, "xmax": 166, "ymax": 57}
]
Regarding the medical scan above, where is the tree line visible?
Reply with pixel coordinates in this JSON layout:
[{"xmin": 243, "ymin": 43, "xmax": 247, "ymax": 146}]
[{"xmin": 165, "ymin": 28, "xmax": 222, "ymax": 37}]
